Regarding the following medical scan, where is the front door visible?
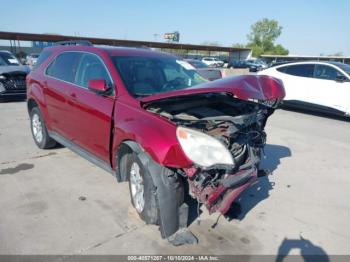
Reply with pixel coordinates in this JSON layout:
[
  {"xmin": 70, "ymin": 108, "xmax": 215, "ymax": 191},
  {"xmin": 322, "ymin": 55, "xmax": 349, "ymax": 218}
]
[
  {"xmin": 311, "ymin": 64, "xmax": 350, "ymax": 113},
  {"xmin": 65, "ymin": 52, "xmax": 115, "ymax": 163}
]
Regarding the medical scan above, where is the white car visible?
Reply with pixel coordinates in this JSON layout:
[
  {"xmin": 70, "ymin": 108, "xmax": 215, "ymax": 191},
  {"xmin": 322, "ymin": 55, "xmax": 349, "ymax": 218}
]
[
  {"xmin": 26, "ymin": 53, "xmax": 39, "ymax": 67},
  {"xmin": 201, "ymin": 57, "xmax": 224, "ymax": 67},
  {"xmin": 258, "ymin": 61, "xmax": 350, "ymax": 116}
]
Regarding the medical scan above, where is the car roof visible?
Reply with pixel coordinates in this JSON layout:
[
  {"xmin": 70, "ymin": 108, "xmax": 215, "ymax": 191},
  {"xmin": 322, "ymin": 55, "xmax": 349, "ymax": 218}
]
[
  {"xmin": 274, "ymin": 60, "xmax": 348, "ymax": 68},
  {"xmin": 44, "ymin": 45, "xmax": 177, "ymax": 59}
]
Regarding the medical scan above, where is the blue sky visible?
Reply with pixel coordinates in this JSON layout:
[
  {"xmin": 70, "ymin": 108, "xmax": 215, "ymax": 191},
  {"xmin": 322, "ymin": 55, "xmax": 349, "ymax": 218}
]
[{"xmin": 1, "ymin": 0, "xmax": 349, "ymax": 55}]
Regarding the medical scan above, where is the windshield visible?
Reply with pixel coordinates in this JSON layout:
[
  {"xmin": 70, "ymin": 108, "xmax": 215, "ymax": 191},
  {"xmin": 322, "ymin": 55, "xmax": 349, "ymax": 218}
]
[
  {"xmin": 0, "ymin": 52, "xmax": 20, "ymax": 66},
  {"xmin": 336, "ymin": 63, "xmax": 350, "ymax": 76},
  {"xmin": 112, "ymin": 56, "xmax": 207, "ymax": 97}
]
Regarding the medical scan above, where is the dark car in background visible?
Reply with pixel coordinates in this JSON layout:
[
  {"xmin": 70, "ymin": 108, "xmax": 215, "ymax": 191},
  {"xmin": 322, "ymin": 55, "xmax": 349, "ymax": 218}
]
[
  {"xmin": 228, "ymin": 59, "xmax": 263, "ymax": 72},
  {"xmin": 0, "ymin": 50, "xmax": 30, "ymax": 101},
  {"xmin": 185, "ymin": 59, "xmax": 222, "ymax": 81}
]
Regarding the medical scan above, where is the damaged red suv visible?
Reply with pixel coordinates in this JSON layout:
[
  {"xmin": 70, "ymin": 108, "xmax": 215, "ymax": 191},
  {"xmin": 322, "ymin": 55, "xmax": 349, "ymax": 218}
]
[{"xmin": 27, "ymin": 42, "xmax": 285, "ymax": 244}]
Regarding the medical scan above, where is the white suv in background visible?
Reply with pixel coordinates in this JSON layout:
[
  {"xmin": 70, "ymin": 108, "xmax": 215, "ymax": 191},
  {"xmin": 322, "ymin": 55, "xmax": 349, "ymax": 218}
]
[
  {"xmin": 26, "ymin": 53, "xmax": 39, "ymax": 67},
  {"xmin": 201, "ymin": 57, "xmax": 224, "ymax": 67},
  {"xmin": 258, "ymin": 61, "xmax": 350, "ymax": 116}
]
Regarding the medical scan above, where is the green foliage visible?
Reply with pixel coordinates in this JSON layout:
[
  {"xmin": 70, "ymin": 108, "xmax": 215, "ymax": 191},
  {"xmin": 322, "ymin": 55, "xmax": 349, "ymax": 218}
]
[
  {"xmin": 247, "ymin": 18, "xmax": 281, "ymax": 49},
  {"xmin": 246, "ymin": 43, "xmax": 264, "ymax": 57},
  {"xmin": 267, "ymin": 44, "xmax": 289, "ymax": 55},
  {"xmin": 241, "ymin": 18, "xmax": 289, "ymax": 57}
]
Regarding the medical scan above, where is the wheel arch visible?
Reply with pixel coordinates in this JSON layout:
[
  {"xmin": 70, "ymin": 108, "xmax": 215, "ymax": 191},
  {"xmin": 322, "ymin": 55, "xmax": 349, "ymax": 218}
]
[
  {"xmin": 27, "ymin": 97, "xmax": 39, "ymax": 114},
  {"xmin": 26, "ymin": 79, "xmax": 53, "ymax": 130}
]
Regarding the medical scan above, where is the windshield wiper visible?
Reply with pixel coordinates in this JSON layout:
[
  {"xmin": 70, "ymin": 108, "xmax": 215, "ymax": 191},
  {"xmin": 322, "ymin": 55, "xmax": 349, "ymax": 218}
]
[{"xmin": 134, "ymin": 93, "xmax": 153, "ymax": 98}]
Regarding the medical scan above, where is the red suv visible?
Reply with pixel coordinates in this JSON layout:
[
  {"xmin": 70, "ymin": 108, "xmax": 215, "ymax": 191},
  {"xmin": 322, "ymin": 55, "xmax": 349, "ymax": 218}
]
[{"xmin": 27, "ymin": 42, "xmax": 285, "ymax": 244}]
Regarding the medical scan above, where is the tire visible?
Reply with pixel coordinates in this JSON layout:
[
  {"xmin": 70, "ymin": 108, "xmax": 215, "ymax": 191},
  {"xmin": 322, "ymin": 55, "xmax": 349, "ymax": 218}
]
[
  {"xmin": 126, "ymin": 152, "xmax": 159, "ymax": 224},
  {"xmin": 30, "ymin": 107, "xmax": 56, "ymax": 149},
  {"xmin": 124, "ymin": 151, "xmax": 184, "ymax": 231}
]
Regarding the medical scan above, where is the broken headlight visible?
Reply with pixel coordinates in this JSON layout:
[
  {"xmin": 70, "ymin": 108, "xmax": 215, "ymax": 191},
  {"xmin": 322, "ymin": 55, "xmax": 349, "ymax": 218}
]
[{"xmin": 176, "ymin": 126, "xmax": 233, "ymax": 167}]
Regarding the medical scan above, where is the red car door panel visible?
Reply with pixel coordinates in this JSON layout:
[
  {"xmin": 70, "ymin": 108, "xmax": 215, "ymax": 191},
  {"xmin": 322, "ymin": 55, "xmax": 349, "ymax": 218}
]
[{"xmin": 65, "ymin": 86, "xmax": 114, "ymax": 163}]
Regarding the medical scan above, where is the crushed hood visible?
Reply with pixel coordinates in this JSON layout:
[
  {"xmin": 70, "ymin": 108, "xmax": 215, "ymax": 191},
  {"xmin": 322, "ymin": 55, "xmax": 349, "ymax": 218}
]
[
  {"xmin": 140, "ymin": 75, "xmax": 285, "ymax": 103},
  {"xmin": 0, "ymin": 65, "xmax": 30, "ymax": 75}
]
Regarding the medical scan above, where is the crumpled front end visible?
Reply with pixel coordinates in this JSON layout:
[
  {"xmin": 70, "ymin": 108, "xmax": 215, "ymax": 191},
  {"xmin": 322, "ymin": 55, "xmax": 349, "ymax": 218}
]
[
  {"xmin": 186, "ymin": 166, "xmax": 257, "ymax": 215},
  {"xmin": 146, "ymin": 89, "xmax": 280, "ymax": 215}
]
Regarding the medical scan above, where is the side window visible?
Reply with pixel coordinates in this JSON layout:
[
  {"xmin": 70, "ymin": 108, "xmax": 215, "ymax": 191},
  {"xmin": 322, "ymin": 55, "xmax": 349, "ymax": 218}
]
[
  {"xmin": 313, "ymin": 64, "xmax": 344, "ymax": 81},
  {"xmin": 75, "ymin": 53, "xmax": 112, "ymax": 88},
  {"xmin": 32, "ymin": 51, "xmax": 52, "ymax": 70},
  {"xmin": 276, "ymin": 66, "xmax": 287, "ymax": 73},
  {"xmin": 46, "ymin": 52, "xmax": 82, "ymax": 83},
  {"xmin": 281, "ymin": 64, "xmax": 315, "ymax": 78}
]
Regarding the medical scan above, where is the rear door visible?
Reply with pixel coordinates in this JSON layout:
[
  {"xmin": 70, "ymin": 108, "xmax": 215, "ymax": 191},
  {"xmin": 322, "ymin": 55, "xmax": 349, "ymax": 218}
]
[
  {"xmin": 274, "ymin": 64, "xmax": 315, "ymax": 103},
  {"xmin": 66, "ymin": 52, "xmax": 115, "ymax": 163},
  {"xmin": 45, "ymin": 52, "xmax": 82, "ymax": 138},
  {"xmin": 311, "ymin": 64, "xmax": 350, "ymax": 113}
]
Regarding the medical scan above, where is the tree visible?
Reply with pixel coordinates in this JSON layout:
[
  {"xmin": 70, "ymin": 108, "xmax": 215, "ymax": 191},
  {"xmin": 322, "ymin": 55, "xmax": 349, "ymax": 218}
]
[
  {"xmin": 246, "ymin": 18, "xmax": 288, "ymax": 57},
  {"xmin": 266, "ymin": 44, "xmax": 289, "ymax": 55}
]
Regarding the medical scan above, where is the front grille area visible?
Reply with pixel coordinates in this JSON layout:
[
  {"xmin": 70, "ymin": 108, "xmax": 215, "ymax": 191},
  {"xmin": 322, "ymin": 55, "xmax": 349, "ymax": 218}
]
[{"xmin": 0, "ymin": 74, "xmax": 26, "ymax": 92}]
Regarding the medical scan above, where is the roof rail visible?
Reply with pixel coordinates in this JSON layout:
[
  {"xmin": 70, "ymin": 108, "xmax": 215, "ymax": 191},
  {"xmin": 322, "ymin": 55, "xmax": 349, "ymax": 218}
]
[{"xmin": 55, "ymin": 40, "xmax": 93, "ymax": 46}]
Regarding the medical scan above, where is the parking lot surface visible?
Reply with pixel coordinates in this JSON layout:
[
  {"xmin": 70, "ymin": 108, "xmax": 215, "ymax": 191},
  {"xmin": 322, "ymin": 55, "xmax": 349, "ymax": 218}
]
[{"xmin": 0, "ymin": 101, "xmax": 350, "ymax": 256}]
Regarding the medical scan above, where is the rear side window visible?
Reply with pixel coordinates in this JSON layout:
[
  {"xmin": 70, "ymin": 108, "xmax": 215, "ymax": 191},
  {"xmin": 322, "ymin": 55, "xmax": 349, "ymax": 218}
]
[
  {"xmin": 46, "ymin": 52, "xmax": 82, "ymax": 83},
  {"xmin": 278, "ymin": 64, "xmax": 315, "ymax": 78},
  {"xmin": 32, "ymin": 51, "xmax": 52, "ymax": 70}
]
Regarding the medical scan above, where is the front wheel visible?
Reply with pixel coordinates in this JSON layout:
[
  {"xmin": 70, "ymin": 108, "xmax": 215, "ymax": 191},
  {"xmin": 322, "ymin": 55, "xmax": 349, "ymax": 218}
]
[
  {"xmin": 122, "ymin": 149, "xmax": 185, "ymax": 238},
  {"xmin": 30, "ymin": 107, "xmax": 56, "ymax": 149},
  {"xmin": 126, "ymin": 153, "xmax": 159, "ymax": 224}
]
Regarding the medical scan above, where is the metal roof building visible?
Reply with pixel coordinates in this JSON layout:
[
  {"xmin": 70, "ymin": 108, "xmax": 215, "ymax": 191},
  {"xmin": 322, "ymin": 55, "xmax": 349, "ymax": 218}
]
[{"xmin": 0, "ymin": 31, "xmax": 252, "ymax": 60}]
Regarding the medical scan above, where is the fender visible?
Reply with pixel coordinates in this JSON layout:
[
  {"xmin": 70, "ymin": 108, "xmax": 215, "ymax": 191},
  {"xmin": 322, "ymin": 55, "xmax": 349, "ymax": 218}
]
[{"xmin": 111, "ymin": 100, "xmax": 193, "ymax": 171}]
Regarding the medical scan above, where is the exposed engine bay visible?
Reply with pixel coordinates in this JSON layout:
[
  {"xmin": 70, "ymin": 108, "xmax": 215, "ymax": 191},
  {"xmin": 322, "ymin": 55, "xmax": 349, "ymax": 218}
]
[{"xmin": 146, "ymin": 92, "xmax": 277, "ymax": 215}]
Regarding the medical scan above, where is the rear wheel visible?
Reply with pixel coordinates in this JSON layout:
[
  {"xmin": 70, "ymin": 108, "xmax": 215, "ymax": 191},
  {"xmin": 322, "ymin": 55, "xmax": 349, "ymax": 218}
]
[{"xmin": 30, "ymin": 107, "xmax": 56, "ymax": 149}]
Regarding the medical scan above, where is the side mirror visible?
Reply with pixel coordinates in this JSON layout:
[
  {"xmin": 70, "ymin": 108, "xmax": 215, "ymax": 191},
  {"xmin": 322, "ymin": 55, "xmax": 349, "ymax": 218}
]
[
  {"xmin": 88, "ymin": 79, "xmax": 110, "ymax": 94},
  {"xmin": 335, "ymin": 75, "xmax": 348, "ymax": 83}
]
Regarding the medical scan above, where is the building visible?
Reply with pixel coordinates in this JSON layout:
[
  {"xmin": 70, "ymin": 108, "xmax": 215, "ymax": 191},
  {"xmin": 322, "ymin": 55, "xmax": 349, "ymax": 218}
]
[
  {"xmin": 31, "ymin": 41, "xmax": 55, "ymax": 48},
  {"xmin": 0, "ymin": 31, "xmax": 252, "ymax": 61}
]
